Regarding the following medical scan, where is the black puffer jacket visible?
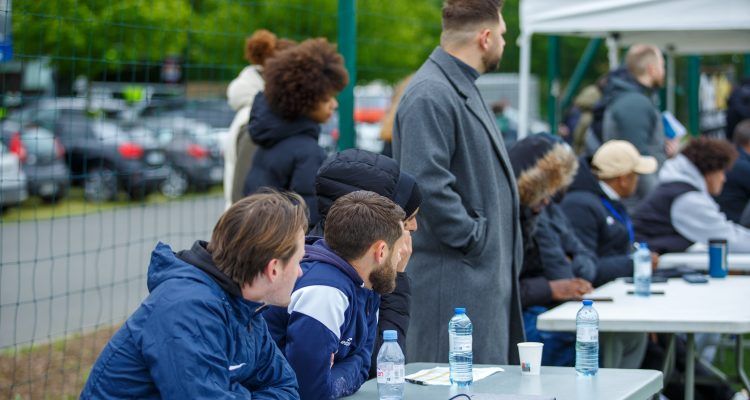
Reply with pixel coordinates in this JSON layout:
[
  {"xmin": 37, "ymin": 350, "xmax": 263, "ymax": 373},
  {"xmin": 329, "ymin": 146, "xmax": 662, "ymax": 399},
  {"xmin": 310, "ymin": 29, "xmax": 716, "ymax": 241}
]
[
  {"xmin": 243, "ymin": 92, "xmax": 326, "ymax": 226},
  {"xmin": 308, "ymin": 149, "xmax": 418, "ymax": 379},
  {"xmin": 560, "ymin": 157, "xmax": 634, "ymax": 285}
]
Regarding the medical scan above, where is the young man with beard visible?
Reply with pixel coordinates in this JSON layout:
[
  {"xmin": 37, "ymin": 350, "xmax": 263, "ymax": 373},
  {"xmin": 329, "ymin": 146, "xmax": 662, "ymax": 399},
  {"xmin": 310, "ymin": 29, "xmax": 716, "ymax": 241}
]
[
  {"xmin": 263, "ymin": 191, "xmax": 408, "ymax": 399},
  {"xmin": 392, "ymin": 0, "xmax": 524, "ymax": 365}
]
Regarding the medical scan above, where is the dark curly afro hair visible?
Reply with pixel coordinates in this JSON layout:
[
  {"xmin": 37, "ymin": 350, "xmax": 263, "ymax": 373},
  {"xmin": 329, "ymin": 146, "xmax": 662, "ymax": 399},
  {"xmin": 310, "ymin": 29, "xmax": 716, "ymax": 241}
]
[
  {"xmin": 681, "ymin": 137, "xmax": 738, "ymax": 174},
  {"xmin": 263, "ymin": 38, "xmax": 349, "ymax": 120}
]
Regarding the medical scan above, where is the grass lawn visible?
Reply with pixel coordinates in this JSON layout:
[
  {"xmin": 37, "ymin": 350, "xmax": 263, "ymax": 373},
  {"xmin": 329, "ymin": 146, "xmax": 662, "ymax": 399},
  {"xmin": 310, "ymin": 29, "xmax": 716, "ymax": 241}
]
[{"xmin": 1, "ymin": 185, "xmax": 223, "ymax": 223}]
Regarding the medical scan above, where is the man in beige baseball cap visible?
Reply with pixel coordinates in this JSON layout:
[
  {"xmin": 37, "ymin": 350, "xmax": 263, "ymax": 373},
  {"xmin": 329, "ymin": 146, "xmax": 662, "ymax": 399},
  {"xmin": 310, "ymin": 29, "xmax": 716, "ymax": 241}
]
[
  {"xmin": 560, "ymin": 139, "xmax": 658, "ymax": 369},
  {"xmin": 592, "ymin": 140, "xmax": 658, "ymax": 197}
]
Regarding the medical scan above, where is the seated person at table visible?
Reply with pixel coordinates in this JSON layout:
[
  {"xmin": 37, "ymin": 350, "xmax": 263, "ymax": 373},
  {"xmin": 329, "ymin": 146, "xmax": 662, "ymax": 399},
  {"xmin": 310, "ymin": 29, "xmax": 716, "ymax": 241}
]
[
  {"xmin": 508, "ymin": 134, "xmax": 592, "ymax": 366},
  {"xmin": 715, "ymin": 119, "xmax": 750, "ymax": 226},
  {"xmin": 633, "ymin": 137, "xmax": 750, "ymax": 254},
  {"xmin": 561, "ymin": 140, "xmax": 659, "ymax": 282},
  {"xmin": 81, "ymin": 191, "xmax": 305, "ymax": 399},
  {"xmin": 312, "ymin": 148, "xmax": 422, "ymax": 379},
  {"xmin": 264, "ymin": 191, "xmax": 408, "ymax": 399}
]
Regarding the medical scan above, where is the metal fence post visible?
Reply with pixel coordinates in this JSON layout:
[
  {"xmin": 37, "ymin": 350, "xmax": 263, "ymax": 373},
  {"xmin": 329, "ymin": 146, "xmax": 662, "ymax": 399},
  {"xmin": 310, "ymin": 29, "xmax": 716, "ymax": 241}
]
[
  {"xmin": 688, "ymin": 56, "xmax": 701, "ymax": 136},
  {"xmin": 337, "ymin": 0, "xmax": 356, "ymax": 150},
  {"xmin": 547, "ymin": 36, "xmax": 560, "ymax": 135}
]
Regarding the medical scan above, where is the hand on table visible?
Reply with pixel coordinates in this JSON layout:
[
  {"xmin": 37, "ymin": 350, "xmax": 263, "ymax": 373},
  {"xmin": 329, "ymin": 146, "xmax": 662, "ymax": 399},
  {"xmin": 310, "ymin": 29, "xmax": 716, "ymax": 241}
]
[{"xmin": 550, "ymin": 278, "xmax": 593, "ymax": 301}]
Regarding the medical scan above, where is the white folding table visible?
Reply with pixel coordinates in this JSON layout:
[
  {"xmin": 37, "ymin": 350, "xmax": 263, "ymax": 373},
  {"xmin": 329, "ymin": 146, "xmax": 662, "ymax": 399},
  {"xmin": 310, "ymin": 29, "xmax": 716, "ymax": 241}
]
[
  {"xmin": 537, "ymin": 276, "xmax": 750, "ymax": 400},
  {"xmin": 344, "ymin": 363, "xmax": 663, "ymax": 400},
  {"xmin": 658, "ymin": 252, "xmax": 750, "ymax": 272}
]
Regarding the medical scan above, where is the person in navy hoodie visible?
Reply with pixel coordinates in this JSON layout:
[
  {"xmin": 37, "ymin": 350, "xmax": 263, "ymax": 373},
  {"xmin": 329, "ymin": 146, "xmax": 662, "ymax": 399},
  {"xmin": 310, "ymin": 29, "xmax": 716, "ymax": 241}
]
[
  {"xmin": 243, "ymin": 38, "xmax": 349, "ymax": 227},
  {"xmin": 81, "ymin": 191, "xmax": 307, "ymax": 399},
  {"xmin": 264, "ymin": 191, "xmax": 408, "ymax": 400}
]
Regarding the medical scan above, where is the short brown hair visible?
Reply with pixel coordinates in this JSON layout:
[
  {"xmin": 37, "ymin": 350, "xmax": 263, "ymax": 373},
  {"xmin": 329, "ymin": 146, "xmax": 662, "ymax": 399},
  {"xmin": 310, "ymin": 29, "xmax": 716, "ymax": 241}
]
[
  {"xmin": 681, "ymin": 137, "xmax": 738, "ymax": 175},
  {"xmin": 264, "ymin": 38, "xmax": 349, "ymax": 120},
  {"xmin": 625, "ymin": 44, "xmax": 661, "ymax": 77},
  {"xmin": 324, "ymin": 191, "xmax": 405, "ymax": 262},
  {"xmin": 207, "ymin": 190, "xmax": 308, "ymax": 286},
  {"xmin": 442, "ymin": 0, "xmax": 502, "ymax": 32}
]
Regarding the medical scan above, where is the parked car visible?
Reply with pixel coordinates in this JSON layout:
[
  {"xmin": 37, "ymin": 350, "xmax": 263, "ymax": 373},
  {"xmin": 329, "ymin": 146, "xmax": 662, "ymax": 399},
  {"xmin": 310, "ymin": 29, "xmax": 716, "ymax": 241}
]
[
  {"xmin": 140, "ymin": 116, "xmax": 224, "ymax": 197},
  {"xmin": 0, "ymin": 142, "xmax": 29, "ymax": 212},
  {"xmin": 124, "ymin": 98, "xmax": 235, "ymax": 130},
  {"xmin": 0, "ymin": 119, "xmax": 70, "ymax": 202},
  {"xmin": 12, "ymin": 100, "xmax": 170, "ymax": 202}
]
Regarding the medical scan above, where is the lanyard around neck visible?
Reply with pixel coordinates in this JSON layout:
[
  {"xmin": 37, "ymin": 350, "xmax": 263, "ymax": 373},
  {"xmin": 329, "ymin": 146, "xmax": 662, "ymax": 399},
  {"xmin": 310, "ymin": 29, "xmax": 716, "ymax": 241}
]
[{"xmin": 600, "ymin": 197, "xmax": 634, "ymax": 244}]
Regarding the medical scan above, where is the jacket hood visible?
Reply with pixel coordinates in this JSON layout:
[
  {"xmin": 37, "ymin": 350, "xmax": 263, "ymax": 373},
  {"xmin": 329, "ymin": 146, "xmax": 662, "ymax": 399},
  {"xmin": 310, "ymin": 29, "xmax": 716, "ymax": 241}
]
[
  {"xmin": 227, "ymin": 66, "xmax": 264, "ymax": 111},
  {"xmin": 511, "ymin": 138, "xmax": 579, "ymax": 207},
  {"xmin": 303, "ymin": 238, "xmax": 364, "ymax": 287},
  {"xmin": 147, "ymin": 242, "xmax": 262, "ymax": 314},
  {"xmin": 175, "ymin": 240, "xmax": 243, "ymax": 298},
  {"xmin": 601, "ymin": 68, "xmax": 649, "ymax": 107},
  {"xmin": 567, "ymin": 156, "xmax": 607, "ymax": 197},
  {"xmin": 658, "ymin": 154, "xmax": 707, "ymax": 193},
  {"xmin": 315, "ymin": 148, "xmax": 422, "ymax": 219},
  {"xmin": 248, "ymin": 92, "xmax": 321, "ymax": 148}
]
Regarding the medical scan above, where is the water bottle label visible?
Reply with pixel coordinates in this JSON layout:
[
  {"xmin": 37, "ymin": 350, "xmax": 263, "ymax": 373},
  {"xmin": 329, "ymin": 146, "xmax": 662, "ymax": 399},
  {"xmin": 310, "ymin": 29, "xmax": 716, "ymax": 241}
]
[
  {"xmin": 577, "ymin": 326, "xmax": 598, "ymax": 343},
  {"xmin": 449, "ymin": 335, "xmax": 472, "ymax": 352},
  {"xmin": 376, "ymin": 362, "xmax": 405, "ymax": 384}
]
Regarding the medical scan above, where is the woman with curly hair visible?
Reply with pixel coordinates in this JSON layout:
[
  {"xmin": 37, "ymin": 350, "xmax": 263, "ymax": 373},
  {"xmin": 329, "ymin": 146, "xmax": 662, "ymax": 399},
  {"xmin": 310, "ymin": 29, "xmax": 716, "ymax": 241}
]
[
  {"xmin": 243, "ymin": 38, "xmax": 348, "ymax": 226},
  {"xmin": 633, "ymin": 137, "xmax": 750, "ymax": 253},
  {"xmin": 224, "ymin": 29, "xmax": 296, "ymax": 209}
]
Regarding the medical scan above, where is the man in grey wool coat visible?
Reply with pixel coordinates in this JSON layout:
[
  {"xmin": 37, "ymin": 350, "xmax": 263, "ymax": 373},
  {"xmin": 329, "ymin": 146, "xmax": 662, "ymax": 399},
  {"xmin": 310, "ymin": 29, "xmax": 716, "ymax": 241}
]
[{"xmin": 392, "ymin": 0, "xmax": 524, "ymax": 364}]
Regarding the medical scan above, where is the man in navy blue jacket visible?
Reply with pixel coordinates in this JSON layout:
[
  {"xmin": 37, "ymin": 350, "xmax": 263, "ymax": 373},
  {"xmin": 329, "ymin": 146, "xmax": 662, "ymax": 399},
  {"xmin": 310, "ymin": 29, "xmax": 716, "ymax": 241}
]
[
  {"xmin": 264, "ymin": 191, "xmax": 408, "ymax": 400},
  {"xmin": 81, "ymin": 191, "xmax": 307, "ymax": 399}
]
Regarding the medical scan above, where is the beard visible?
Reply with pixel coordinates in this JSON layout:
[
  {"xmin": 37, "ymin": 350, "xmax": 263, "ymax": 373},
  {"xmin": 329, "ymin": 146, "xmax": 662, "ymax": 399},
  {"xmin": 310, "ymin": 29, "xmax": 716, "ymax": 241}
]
[
  {"xmin": 482, "ymin": 48, "xmax": 501, "ymax": 73},
  {"xmin": 370, "ymin": 257, "xmax": 397, "ymax": 295}
]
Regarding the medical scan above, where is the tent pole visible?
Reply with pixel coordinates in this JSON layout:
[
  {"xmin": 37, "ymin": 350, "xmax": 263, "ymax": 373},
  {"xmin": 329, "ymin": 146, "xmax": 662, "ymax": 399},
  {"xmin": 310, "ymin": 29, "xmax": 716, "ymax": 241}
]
[
  {"xmin": 666, "ymin": 51, "xmax": 676, "ymax": 114},
  {"xmin": 561, "ymin": 38, "xmax": 603, "ymax": 112},
  {"xmin": 606, "ymin": 34, "xmax": 620, "ymax": 70},
  {"xmin": 518, "ymin": 32, "xmax": 532, "ymax": 139},
  {"xmin": 547, "ymin": 36, "xmax": 560, "ymax": 135}
]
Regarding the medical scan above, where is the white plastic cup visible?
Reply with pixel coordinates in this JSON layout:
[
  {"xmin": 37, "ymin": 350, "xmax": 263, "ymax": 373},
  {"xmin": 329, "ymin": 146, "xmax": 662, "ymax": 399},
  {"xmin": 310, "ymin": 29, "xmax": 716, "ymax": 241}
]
[{"xmin": 517, "ymin": 342, "xmax": 544, "ymax": 376}]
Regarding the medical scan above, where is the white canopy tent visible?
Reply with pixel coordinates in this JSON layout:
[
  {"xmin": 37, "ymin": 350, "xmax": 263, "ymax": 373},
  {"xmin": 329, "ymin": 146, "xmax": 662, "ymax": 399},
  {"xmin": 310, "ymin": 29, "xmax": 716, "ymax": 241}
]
[{"xmin": 518, "ymin": 0, "xmax": 750, "ymax": 138}]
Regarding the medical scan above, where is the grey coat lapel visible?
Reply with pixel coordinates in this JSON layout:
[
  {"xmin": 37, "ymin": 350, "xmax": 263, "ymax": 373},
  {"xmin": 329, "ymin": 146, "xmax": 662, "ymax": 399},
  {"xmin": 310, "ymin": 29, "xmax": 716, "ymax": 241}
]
[{"xmin": 428, "ymin": 47, "xmax": 519, "ymax": 201}]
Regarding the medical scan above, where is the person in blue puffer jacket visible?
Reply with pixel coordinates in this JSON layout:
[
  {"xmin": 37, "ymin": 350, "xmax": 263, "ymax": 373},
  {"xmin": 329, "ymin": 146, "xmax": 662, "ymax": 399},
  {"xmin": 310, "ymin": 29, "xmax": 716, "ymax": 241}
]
[
  {"xmin": 81, "ymin": 191, "xmax": 308, "ymax": 399},
  {"xmin": 264, "ymin": 191, "xmax": 408, "ymax": 400}
]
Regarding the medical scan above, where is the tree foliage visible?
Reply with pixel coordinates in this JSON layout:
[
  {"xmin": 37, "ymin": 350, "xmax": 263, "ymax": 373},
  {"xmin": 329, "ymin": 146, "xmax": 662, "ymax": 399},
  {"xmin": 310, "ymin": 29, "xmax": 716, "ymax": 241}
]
[{"xmin": 12, "ymin": 0, "xmax": 606, "ymax": 88}]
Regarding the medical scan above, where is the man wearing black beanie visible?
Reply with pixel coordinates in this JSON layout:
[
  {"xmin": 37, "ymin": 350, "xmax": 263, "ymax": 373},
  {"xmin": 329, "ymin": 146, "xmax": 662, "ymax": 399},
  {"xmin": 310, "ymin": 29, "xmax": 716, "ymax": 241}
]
[{"xmin": 311, "ymin": 148, "xmax": 422, "ymax": 378}]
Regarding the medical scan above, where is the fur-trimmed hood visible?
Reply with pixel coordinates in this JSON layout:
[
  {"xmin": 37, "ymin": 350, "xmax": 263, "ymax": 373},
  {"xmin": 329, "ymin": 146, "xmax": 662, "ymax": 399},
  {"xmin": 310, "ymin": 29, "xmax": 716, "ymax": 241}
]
[{"xmin": 510, "ymin": 137, "xmax": 579, "ymax": 208}]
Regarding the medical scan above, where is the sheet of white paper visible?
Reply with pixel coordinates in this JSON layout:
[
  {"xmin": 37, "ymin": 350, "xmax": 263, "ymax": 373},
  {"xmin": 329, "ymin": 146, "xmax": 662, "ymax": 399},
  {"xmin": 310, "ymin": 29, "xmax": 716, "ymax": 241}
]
[{"xmin": 404, "ymin": 366, "xmax": 504, "ymax": 386}]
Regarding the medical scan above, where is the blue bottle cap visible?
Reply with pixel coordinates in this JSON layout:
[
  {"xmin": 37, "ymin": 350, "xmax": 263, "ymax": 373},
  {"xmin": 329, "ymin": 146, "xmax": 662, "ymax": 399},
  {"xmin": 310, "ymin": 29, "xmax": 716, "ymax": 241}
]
[
  {"xmin": 638, "ymin": 242, "xmax": 649, "ymax": 250},
  {"xmin": 582, "ymin": 299, "xmax": 593, "ymax": 306},
  {"xmin": 454, "ymin": 307, "xmax": 466, "ymax": 314},
  {"xmin": 383, "ymin": 330, "xmax": 397, "ymax": 341}
]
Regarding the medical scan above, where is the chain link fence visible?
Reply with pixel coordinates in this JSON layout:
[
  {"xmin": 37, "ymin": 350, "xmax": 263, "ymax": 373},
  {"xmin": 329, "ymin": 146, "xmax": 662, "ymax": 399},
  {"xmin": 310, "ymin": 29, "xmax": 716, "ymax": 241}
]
[{"xmin": 0, "ymin": 1, "xmax": 441, "ymax": 398}]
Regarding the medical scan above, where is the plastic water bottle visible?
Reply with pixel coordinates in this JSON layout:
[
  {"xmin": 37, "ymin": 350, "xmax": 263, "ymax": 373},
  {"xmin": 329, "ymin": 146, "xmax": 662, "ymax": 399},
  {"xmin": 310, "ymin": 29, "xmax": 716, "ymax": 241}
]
[
  {"xmin": 575, "ymin": 300, "xmax": 599, "ymax": 376},
  {"xmin": 633, "ymin": 242, "xmax": 652, "ymax": 296},
  {"xmin": 448, "ymin": 307, "xmax": 473, "ymax": 386},
  {"xmin": 376, "ymin": 330, "xmax": 405, "ymax": 399}
]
